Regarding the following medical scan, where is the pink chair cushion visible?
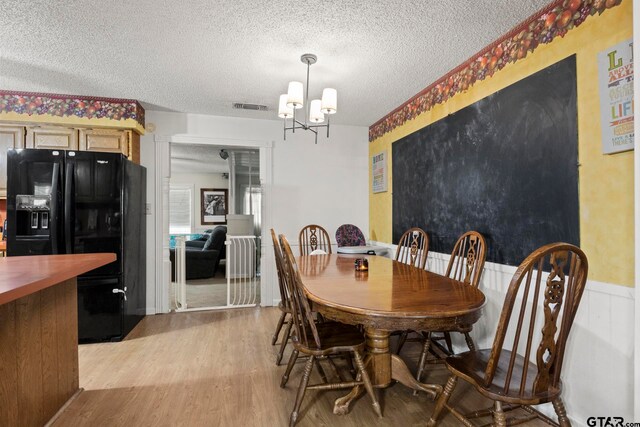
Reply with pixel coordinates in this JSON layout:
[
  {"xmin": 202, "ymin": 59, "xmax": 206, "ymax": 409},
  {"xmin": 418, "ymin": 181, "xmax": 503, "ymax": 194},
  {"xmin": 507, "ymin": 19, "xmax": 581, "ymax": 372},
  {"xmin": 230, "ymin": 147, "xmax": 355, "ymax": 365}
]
[{"xmin": 335, "ymin": 224, "xmax": 366, "ymax": 247}]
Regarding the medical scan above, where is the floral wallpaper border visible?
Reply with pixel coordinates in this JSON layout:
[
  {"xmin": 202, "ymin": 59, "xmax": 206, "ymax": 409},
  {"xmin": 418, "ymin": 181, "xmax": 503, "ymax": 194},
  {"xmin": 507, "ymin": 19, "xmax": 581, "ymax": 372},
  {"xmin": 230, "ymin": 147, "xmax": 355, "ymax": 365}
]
[
  {"xmin": 369, "ymin": 0, "xmax": 623, "ymax": 142},
  {"xmin": 0, "ymin": 90, "xmax": 145, "ymax": 128}
]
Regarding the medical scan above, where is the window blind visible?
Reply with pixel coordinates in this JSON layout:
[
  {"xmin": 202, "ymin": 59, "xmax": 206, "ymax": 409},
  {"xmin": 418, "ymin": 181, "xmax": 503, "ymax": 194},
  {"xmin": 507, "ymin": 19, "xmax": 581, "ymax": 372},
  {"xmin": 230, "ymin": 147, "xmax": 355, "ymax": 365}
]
[{"xmin": 169, "ymin": 186, "xmax": 192, "ymax": 234}]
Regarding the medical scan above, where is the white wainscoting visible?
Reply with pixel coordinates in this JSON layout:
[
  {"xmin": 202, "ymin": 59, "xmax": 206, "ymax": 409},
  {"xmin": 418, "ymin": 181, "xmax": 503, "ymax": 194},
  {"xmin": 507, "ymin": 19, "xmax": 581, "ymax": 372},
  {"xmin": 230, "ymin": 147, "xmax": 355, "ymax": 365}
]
[{"xmin": 370, "ymin": 240, "xmax": 635, "ymax": 425}]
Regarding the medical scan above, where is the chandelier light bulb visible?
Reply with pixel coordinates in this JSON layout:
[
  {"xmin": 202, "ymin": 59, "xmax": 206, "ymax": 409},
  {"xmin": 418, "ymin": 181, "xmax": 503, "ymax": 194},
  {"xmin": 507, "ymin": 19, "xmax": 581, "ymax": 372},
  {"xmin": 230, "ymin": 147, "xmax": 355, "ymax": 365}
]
[
  {"xmin": 278, "ymin": 94, "xmax": 294, "ymax": 118},
  {"xmin": 320, "ymin": 88, "xmax": 337, "ymax": 114},
  {"xmin": 286, "ymin": 81, "xmax": 304, "ymax": 109},
  {"xmin": 309, "ymin": 99, "xmax": 325, "ymax": 123}
]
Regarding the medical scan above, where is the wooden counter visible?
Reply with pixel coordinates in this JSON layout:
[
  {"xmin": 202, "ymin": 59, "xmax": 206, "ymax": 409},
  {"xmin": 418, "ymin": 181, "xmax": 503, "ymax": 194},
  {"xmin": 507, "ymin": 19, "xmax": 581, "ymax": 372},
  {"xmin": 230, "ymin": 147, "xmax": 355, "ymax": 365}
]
[
  {"xmin": 0, "ymin": 253, "xmax": 115, "ymax": 305},
  {"xmin": 0, "ymin": 253, "xmax": 115, "ymax": 427}
]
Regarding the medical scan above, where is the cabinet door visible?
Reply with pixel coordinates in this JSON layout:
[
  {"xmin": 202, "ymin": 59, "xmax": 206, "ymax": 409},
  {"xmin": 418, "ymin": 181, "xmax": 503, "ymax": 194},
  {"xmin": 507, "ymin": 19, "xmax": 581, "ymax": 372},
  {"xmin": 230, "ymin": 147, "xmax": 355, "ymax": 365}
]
[
  {"xmin": 26, "ymin": 126, "xmax": 79, "ymax": 150},
  {"xmin": 0, "ymin": 125, "xmax": 26, "ymax": 197},
  {"xmin": 79, "ymin": 129, "xmax": 129, "ymax": 157}
]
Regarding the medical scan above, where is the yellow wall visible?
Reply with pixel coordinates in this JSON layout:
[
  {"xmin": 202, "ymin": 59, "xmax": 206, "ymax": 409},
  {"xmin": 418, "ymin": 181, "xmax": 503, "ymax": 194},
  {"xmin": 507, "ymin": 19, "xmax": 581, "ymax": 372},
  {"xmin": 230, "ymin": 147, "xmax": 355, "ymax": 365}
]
[{"xmin": 369, "ymin": 2, "xmax": 633, "ymax": 286}]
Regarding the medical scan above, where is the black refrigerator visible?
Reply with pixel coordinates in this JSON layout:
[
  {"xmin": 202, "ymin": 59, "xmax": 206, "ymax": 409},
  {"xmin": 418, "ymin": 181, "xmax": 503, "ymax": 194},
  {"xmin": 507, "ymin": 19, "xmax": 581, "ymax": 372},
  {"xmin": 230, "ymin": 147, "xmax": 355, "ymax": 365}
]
[{"xmin": 6, "ymin": 148, "xmax": 146, "ymax": 343}]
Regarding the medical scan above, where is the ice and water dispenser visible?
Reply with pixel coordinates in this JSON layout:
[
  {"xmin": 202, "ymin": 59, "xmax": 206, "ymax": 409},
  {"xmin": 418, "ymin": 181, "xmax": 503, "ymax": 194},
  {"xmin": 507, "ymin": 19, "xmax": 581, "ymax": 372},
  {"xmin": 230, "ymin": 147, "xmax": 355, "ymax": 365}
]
[{"xmin": 15, "ymin": 194, "xmax": 51, "ymax": 237}]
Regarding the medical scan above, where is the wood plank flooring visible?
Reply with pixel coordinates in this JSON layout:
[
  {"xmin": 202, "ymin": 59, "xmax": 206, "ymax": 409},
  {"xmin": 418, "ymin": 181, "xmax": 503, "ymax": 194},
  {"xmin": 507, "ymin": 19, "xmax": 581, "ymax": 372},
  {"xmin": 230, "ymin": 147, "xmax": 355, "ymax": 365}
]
[{"xmin": 53, "ymin": 307, "xmax": 549, "ymax": 426}]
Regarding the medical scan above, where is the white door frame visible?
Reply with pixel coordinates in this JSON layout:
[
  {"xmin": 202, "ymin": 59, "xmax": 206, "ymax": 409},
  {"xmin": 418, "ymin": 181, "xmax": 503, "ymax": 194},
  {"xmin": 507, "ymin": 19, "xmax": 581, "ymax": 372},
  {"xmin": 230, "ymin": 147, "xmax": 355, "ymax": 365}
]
[{"xmin": 153, "ymin": 134, "xmax": 274, "ymax": 314}]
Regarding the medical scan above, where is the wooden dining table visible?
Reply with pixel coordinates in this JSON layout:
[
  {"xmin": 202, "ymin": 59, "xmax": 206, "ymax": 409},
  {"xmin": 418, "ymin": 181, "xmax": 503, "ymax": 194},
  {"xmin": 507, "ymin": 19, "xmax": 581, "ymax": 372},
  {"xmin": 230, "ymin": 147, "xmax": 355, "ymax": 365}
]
[{"xmin": 297, "ymin": 253, "xmax": 486, "ymax": 414}]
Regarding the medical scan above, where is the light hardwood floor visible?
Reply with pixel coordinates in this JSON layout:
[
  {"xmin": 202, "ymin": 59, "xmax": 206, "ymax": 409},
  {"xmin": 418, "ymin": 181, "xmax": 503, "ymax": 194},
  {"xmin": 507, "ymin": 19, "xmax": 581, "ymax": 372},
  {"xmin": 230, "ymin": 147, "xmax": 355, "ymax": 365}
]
[
  {"xmin": 53, "ymin": 307, "xmax": 549, "ymax": 426},
  {"xmin": 169, "ymin": 267, "xmax": 261, "ymax": 309}
]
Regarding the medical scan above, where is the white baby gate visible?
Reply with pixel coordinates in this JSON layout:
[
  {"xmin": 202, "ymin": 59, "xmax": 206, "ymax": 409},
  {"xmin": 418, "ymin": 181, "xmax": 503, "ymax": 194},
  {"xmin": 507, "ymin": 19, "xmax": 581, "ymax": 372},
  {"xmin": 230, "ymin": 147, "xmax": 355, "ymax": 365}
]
[{"xmin": 174, "ymin": 235, "xmax": 259, "ymax": 311}]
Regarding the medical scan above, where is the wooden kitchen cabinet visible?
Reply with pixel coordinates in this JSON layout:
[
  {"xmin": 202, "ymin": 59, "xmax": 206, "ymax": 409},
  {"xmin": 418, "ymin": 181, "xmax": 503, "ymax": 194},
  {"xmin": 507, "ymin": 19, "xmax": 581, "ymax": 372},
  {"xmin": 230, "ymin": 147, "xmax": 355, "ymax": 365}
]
[
  {"xmin": 0, "ymin": 124, "xmax": 26, "ymax": 198},
  {"xmin": 26, "ymin": 126, "xmax": 79, "ymax": 150},
  {"xmin": 78, "ymin": 129, "xmax": 139, "ymax": 162},
  {"xmin": 0, "ymin": 126, "xmax": 140, "ymax": 194},
  {"xmin": 79, "ymin": 128, "xmax": 130, "ymax": 156}
]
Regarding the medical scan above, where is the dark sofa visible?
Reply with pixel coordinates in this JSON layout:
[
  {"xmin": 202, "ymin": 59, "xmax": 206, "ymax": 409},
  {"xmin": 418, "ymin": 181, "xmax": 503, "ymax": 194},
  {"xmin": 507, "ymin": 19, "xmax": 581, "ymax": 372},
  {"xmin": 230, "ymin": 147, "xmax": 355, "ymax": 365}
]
[{"xmin": 170, "ymin": 226, "xmax": 227, "ymax": 280}]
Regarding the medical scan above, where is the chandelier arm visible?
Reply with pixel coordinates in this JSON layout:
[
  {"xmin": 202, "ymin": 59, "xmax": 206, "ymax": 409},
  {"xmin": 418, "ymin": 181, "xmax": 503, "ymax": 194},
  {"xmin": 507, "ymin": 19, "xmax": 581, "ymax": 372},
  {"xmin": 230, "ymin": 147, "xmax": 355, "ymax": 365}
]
[
  {"xmin": 293, "ymin": 118, "xmax": 307, "ymax": 129},
  {"xmin": 286, "ymin": 123, "xmax": 317, "ymax": 131},
  {"xmin": 308, "ymin": 125, "xmax": 318, "ymax": 144},
  {"xmin": 292, "ymin": 108, "xmax": 296, "ymax": 133},
  {"xmin": 327, "ymin": 115, "xmax": 330, "ymax": 138}
]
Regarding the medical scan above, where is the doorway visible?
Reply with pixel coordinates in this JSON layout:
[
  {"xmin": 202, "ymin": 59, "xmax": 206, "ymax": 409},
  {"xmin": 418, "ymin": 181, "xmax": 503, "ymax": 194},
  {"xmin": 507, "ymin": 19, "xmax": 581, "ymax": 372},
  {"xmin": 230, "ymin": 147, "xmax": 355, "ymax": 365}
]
[
  {"xmin": 169, "ymin": 144, "xmax": 261, "ymax": 310},
  {"xmin": 153, "ymin": 135, "xmax": 273, "ymax": 314}
]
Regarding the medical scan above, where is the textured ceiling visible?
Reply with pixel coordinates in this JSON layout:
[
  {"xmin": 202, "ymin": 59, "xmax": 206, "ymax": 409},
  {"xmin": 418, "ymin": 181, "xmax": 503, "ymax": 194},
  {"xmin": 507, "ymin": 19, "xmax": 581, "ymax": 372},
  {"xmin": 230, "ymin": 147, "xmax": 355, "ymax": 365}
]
[{"xmin": 0, "ymin": 0, "xmax": 551, "ymax": 126}]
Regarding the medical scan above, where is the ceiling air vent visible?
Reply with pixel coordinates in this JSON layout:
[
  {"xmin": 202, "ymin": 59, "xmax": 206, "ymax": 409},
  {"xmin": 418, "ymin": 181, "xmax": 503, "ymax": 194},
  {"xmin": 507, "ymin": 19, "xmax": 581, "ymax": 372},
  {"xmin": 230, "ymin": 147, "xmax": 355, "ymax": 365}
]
[{"xmin": 232, "ymin": 102, "xmax": 268, "ymax": 111}]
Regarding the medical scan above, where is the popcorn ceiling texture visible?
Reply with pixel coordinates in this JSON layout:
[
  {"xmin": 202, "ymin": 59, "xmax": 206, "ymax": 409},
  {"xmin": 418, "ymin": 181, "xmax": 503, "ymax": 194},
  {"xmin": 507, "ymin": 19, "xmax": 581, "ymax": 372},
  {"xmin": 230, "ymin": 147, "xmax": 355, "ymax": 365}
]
[
  {"xmin": 369, "ymin": 0, "xmax": 624, "ymax": 141},
  {"xmin": 0, "ymin": 0, "xmax": 550, "ymax": 126}
]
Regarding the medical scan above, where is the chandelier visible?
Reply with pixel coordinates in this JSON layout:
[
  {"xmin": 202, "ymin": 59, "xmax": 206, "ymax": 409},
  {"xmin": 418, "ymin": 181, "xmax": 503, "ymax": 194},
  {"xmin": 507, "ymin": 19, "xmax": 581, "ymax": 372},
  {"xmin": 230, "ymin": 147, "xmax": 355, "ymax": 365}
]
[{"xmin": 277, "ymin": 53, "xmax": 337, "ymax": 144}]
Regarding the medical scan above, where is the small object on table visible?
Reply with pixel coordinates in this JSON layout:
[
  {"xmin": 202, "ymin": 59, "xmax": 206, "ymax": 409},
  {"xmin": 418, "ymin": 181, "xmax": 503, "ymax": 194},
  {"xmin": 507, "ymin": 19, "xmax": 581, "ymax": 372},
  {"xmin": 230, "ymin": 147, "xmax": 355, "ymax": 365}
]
[
  {"xmin": 354, "ymin": 258, "xmax": 369, "ymax": 272},
  {"xmin": 337, "ymin": 245, "xmax": 389, "ymax": 256}
]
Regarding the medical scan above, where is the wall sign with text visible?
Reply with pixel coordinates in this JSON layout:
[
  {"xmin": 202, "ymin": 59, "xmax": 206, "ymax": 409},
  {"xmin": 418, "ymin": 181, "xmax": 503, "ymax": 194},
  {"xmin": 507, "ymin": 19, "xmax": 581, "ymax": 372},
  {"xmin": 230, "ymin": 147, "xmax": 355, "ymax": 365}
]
[
  {"xmin": 372, "ymin": 150, "xmax": 388, "ymax": 193},
  {"xmin": 598, "ymin": 38, "xmax": 634, "ymax": 154}
]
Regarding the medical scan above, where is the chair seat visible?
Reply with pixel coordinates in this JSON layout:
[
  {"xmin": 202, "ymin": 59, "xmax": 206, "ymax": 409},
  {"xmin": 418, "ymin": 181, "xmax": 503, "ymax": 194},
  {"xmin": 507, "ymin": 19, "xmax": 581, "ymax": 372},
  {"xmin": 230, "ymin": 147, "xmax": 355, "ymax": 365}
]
[
  {"xmin": 294, "ymin": 321, "xmax": 365, "ymax": 355},
  {"xmin": 446, "ymin": 349, "xmax": 561, "ymax": 405}
]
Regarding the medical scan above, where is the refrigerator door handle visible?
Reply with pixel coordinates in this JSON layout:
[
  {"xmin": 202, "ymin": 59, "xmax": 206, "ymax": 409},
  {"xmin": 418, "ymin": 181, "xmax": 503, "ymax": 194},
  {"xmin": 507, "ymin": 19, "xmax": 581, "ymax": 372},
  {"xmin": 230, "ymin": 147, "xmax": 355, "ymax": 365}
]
[
  {"xmin": 112, "ymin": 287, "xmax": 127, "ymax": 301},
  {"xmin": 64, "ymin": 162, "xmax": 75, "ymax": 254},
  {"xmin": 50, "ymin": 162, "xmax": 60, "ymax": 254}
]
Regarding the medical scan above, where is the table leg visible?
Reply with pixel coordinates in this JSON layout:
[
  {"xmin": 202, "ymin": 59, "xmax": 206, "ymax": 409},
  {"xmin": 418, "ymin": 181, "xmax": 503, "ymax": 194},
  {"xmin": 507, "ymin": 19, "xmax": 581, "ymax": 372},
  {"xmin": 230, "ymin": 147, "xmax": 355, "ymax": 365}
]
[
  {"xmin": 333, "ymin": 383, "xmax": 364, "ymax": 415},
  {"xmin": 332, "ymin": 327, "xmax": 443, "ymax": 415},
  {"xmin": 333, "ymin": 326, "xmax": 391, "ymax": 415},
  {"xmin": 333, "ymin": 353, "xmax": 370, "ymax": 415},
  {"xmin": 390, "ymin": 355, "xmax": 442, "ymax": 399},
  {"xmin": 365, "ymin": 328, "xmax": 392, "ymax": 387}
]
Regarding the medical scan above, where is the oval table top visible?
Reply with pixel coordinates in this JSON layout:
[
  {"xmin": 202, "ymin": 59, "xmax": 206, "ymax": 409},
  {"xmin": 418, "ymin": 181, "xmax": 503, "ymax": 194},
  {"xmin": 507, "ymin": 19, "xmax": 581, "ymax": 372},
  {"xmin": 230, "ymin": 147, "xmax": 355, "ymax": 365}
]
[{"xmin": 297, "ymin": 254, "xmax": 486, "ymax": 331}]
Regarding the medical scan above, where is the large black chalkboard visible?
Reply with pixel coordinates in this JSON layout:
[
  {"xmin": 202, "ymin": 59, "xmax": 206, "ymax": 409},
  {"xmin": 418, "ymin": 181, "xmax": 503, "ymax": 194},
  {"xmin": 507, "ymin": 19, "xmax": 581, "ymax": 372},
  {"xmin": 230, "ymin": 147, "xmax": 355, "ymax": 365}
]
[{"xmin": 392, "ymin": 55, "xmax": 578, "ymax": 266}]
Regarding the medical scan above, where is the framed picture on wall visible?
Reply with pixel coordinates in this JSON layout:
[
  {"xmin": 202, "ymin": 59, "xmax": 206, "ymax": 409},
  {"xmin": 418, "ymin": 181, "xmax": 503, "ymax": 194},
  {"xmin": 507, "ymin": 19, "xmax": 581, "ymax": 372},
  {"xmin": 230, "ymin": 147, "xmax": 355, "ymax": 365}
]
[{"xmin": 201, "ymin": 188, "xmax": 228, "ymax": 224}]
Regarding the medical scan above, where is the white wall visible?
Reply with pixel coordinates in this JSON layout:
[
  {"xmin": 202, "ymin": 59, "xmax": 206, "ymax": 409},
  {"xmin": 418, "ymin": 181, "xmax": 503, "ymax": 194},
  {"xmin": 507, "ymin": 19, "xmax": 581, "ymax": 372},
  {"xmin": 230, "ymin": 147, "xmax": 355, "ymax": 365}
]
[
  {"xmin": 170, "ymin": 172, "xmax": 229, "ymax": 232},
  {"xmin": 140, "ymin": 111, "xmax": 369, "ymax": 312}
]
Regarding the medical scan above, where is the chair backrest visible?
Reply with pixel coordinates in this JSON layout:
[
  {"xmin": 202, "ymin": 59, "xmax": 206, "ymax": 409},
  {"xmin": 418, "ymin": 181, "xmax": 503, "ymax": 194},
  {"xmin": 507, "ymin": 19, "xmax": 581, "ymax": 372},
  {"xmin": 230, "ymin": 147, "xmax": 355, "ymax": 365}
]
[
  {"xmin": 484, "ymin": 243, "xmax": 588, "ymax": 398},
  {"xmin": 445, "ymin": 231, "xmax": 487, "ymax": 288},
  {"xmin": 299, "ymin": 224, "xmax": 332, "ymax": 256},
  {"xmin": 395, "ymin": 227, "xmax": 429, "ymax": 269},
  {"xmin": 335, "ymin": 224, "xmax": 366, "ymax": 247},
  {"xmin": 280, "ymin": 234, "xmax": 321, "ymax": 350},
  {"xmin": 270, "ymin": 229, "xmax": 291, "ymax": 310}
]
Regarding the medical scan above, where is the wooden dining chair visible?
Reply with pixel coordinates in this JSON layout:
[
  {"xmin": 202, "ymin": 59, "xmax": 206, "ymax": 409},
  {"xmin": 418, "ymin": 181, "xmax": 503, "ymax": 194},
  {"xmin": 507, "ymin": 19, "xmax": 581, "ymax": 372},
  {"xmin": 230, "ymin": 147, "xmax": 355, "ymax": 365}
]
[
  {"xmin": 335, "ymin": 223, "xmax": 366, "ymax": 247},
  {"xmin": 298, "ymin": 224, "xmax": 332, "ymax": 256},
  {"xmin": 279, "ymin": 234, "xmax": 382, "ymax": 426},
  {"xmin": 270, "ymin": 229, "xmax": 293, "ymax": 365},
  {"xmin": 392, "ymin": 227, "xmax": 429, "ymax": 355},
  {"xmin": 395, "ymin": 227, "xmax": 429, "ymax": 269},
  {"xmin": 413, "ymin": 231, "xmax": 488, "ymax": 382},
  {"xmin": 427, "ymin": 243, "xmax": 588, "ymax": 427}
]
